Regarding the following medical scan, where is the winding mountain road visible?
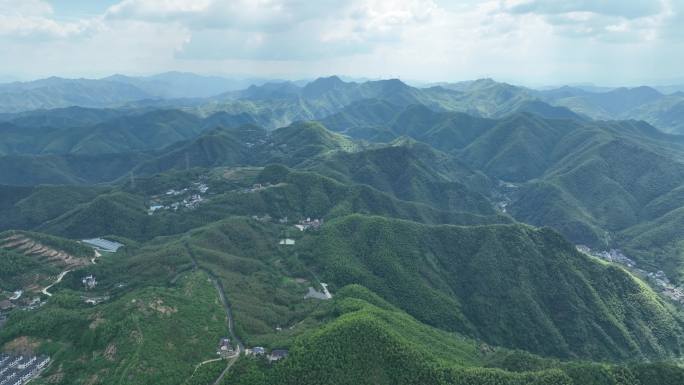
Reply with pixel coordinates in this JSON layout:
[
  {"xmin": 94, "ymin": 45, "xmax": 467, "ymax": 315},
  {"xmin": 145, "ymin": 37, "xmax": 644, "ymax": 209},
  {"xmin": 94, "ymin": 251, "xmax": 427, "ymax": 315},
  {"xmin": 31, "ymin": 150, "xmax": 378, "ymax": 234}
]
[
  {"xmin": 90, "ymin": 249, "xmax": 101, "ymax": 264},
  {"xmin": 42, "ymin": 270, "xmax": 71, "ymax": 297},
  {"xmin": 184, "ymin": 242, "xmax": 244, "ymax": 385}
]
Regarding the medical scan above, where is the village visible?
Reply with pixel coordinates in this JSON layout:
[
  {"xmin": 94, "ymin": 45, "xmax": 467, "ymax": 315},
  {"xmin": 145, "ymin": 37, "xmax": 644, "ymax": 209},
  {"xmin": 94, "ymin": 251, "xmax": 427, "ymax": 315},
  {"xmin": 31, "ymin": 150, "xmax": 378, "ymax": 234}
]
[
  {"xmin": 0, "ymin": 236, "xmax": 124, "ymax": 327},
  {"xmin": 0, "ymin": 234, "xmax": 121, "ymax": 322},
  {"xmin": 577, "ymin": 245, "xmax": 684, "ymax": 304},
  {"xmin": 0, "ymin": 292, "xmax": 47, "ymax": 329},
  {"xmin": 215, "ymin": 337, "xmax": 288, "ymax": 363},
  {"xmin": 279, "ymin": 217, "xmax": 325, "ymax": 246},
  {"xmin": 147, "ymin": 181, "xmax": 210, "ymax": 215},
  {"xmin": 0, "ymin": 210, "xmax": 311, "ymax": 384},
  {"xmin": 0, "ymin": 271, "xmax": 109, "ymax": 328},
  {"xmin": 0, "ymin": 353, "xmax": 50, "ymax": 385},
  {"xmin": 247, "ymin": 214, "xmax": 324, "ymax": 246}
]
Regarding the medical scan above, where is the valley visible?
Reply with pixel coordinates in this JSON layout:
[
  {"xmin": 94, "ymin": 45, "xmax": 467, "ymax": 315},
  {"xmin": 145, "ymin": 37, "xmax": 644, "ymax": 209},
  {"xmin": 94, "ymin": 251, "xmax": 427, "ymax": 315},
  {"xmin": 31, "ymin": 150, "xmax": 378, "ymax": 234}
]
[{"xmin": 2, "ymin": 75, "xmax": 684, "ymax": 385}]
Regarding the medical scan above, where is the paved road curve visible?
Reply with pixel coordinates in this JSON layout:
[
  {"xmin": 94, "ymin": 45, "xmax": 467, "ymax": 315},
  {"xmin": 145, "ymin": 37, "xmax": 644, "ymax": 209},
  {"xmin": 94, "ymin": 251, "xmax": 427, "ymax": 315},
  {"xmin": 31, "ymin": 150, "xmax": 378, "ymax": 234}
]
[
  {"xmin": 42, "ymin": 270, "xmax": 71, "ymax": 297},
  {"xmin": 184, "ymin": 242, "xmax": 244, "ymax": 385}
]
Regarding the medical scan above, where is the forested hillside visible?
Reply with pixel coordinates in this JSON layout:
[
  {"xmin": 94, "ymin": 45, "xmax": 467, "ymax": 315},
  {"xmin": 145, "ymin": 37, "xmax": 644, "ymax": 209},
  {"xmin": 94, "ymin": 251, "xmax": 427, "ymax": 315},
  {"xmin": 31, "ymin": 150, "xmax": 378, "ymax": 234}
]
[
  {"xmin": 2, "ymin": 74, "xmax": 684, "ymax": 385},
  {"xmin": 300, "ymin": 215, "xmax": 684, "ymax": 360}
]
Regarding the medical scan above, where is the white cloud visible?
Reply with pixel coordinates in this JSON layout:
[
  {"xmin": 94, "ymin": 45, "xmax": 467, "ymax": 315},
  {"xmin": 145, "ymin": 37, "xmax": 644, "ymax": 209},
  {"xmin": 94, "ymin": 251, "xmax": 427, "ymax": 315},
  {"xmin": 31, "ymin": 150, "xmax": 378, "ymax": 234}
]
[
  {"xmin": 498, "ymin": 0, "xmax": 673, "ymax": 42},
  {"xmin": 503, "ymin": 0, "xmax": 663, "ymax": 19},
  {"xmin": 0, "ymin": 0, "xmax": 99, "ymax": 39},
  {"xmin": 104, "ymin": 0, "xmax": 438, "ymax": 60},
  {"xmin": 0, "ymin": 0, "xmax": 681, "ymax": 84},
  {"xmin": 0, "ymin": 0, "xmax": 53, "ymax": 16}
]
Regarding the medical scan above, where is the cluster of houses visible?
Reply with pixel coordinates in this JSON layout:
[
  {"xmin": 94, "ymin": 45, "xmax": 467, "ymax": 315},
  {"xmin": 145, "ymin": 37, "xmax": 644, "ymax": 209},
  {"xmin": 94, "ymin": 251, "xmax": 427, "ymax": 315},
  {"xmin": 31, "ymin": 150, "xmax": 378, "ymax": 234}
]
[
  {"xmin": 577, "ymin": 245, "xmax": 684, "ymax": 304},
  {"xmin": 244, "ymin": 347, "xmax": 288, "ymax": 362},
  {"xmin": 637, "ymin": 269, "xmax": 684, "ymax": 303},
  {"xmin": 149, "ymin": 194, "xmax": 204, "ymax": 214},
  {"xmin": 165, "ymin": 182, "xmax": 209, "ymax": 196},
  {"xmin": 294, "ymin": 218, "xmax": 323, "ymax": 231},
  {"xmin": 0, "ymin": 294, "xmax": 44, "ymax": 316},
  {"xmin": 216, "ymin": 338, "xmax": 288, "ymax": 363},
  {"xmin": 277, "ymin": 217, "xmax": 326, "ymax": 245},
  {"xmin": 148, "ymin": 182, "xmax": 209, "ymax": 215},
  {"xmin": 577, "ymin": 246, "xmax": 636, "ymax": 267},
  {"xmin": 597, "ymin": 248, "xmax": 636, "ymax": 268},
  {"xmin": 0, "ymin": 354, "xmax": 49, "ymax": 385},
  {"xmin": 21, "ymin": 298, "xmax": 43, "ymax": 311}
]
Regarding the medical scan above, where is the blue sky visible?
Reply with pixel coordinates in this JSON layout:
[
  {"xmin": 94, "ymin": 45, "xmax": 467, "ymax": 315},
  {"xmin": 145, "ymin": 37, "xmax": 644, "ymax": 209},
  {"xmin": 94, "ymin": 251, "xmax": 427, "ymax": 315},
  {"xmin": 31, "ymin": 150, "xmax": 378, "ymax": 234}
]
[
  {"xmin": 0, "ymin": 0, "xmax": 682, "ymax": 86},
  {"xmin": 49, "ymin": 0, "xmax": 120, "ymax": 18}
]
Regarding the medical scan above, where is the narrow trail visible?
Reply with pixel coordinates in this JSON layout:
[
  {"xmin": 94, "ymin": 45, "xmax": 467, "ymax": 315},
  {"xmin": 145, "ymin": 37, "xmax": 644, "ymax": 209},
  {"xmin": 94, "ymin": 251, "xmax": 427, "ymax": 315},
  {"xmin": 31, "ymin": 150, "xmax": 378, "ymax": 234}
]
[
  {"xmin": 213, "ymin": 356, "xmax": 239, "ymax": 385},
  {"xmin": 184, "ymin": 242, "xmax": 244, "ymax": 385},
  {"xmin": 189, "ymin": 357, "xmax": 222, "ymax": 378},
  {"xmin": 42, "ymin": 270, "xmax": 71, "ymax": 297},
  {"xmin": 193, "ymin": 358, "xmax": 222, "ymax": 371}
]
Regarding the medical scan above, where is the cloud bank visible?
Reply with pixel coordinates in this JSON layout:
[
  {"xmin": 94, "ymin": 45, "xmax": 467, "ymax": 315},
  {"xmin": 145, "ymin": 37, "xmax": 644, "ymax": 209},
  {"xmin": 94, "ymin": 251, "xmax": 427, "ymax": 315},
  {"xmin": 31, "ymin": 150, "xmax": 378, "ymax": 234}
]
[{"xmin": 0, "ymin": 0, "xmax": 681, "ymax": 85}]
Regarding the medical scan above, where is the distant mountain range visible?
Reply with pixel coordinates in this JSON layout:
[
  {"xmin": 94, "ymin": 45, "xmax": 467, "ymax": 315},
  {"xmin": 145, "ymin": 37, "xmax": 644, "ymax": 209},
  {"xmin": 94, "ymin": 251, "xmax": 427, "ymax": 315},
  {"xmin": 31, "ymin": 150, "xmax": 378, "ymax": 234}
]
[
  {"xmin": 3, "ymin": 74, "xmax": 684, "ymax": 134},
  {"xmin": 0, "ymin": 72, "xmax": 275, "ymax": 113}
]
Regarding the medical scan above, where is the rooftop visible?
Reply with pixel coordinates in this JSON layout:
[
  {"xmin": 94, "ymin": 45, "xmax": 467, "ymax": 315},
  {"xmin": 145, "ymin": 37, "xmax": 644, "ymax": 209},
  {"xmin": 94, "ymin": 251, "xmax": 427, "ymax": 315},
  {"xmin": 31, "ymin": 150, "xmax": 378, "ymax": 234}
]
[{"xmin": 82, "ymin": 238, "xmax": 124, "ymax": 252}]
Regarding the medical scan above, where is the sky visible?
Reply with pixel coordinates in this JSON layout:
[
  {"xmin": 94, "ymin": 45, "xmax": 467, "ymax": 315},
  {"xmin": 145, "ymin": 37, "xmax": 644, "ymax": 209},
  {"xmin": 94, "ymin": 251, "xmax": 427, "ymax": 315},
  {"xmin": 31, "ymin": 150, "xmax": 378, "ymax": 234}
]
[{"xmin": 0, "ymin": 0, "xmax": 682, "ymax": 86}]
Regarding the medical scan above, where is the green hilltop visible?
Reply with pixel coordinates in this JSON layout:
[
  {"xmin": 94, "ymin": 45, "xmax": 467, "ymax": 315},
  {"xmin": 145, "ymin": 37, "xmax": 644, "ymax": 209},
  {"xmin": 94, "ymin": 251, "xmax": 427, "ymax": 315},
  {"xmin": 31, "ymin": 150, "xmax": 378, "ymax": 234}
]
[{"xmin": 299, "ymin": 215, "xmax": 684, "ymax": 361}]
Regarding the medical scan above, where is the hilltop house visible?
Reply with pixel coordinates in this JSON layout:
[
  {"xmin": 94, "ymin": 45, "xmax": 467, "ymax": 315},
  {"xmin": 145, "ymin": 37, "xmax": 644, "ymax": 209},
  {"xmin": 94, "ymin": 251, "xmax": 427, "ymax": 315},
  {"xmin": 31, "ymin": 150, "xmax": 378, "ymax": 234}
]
[
  {"xmin": 253, "ymin": 346, "xmax": 266, "ymax": 355},
  {"xmin": 82, "ymin": 275, "xmax": 97, "ymax": 290},
  {"xmin": 246, "ymin": 346, "xmax": 265, "ymax": 356},
  {"xmin": 217, "ymin": 338, "xmax": 234, "ymax": 357}
]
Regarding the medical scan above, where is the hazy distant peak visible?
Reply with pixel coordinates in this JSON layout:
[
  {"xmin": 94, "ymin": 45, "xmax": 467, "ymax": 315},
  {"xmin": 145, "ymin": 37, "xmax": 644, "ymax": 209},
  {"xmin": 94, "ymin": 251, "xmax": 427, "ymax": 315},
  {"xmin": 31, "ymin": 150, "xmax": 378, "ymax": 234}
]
[
  {"xmin": 302, "ymin": 75, "xmax": 347, "ymax": 97},
  {"xmin": 309, "ymin": 75, "xmax": 344, "ymax": 85}
]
